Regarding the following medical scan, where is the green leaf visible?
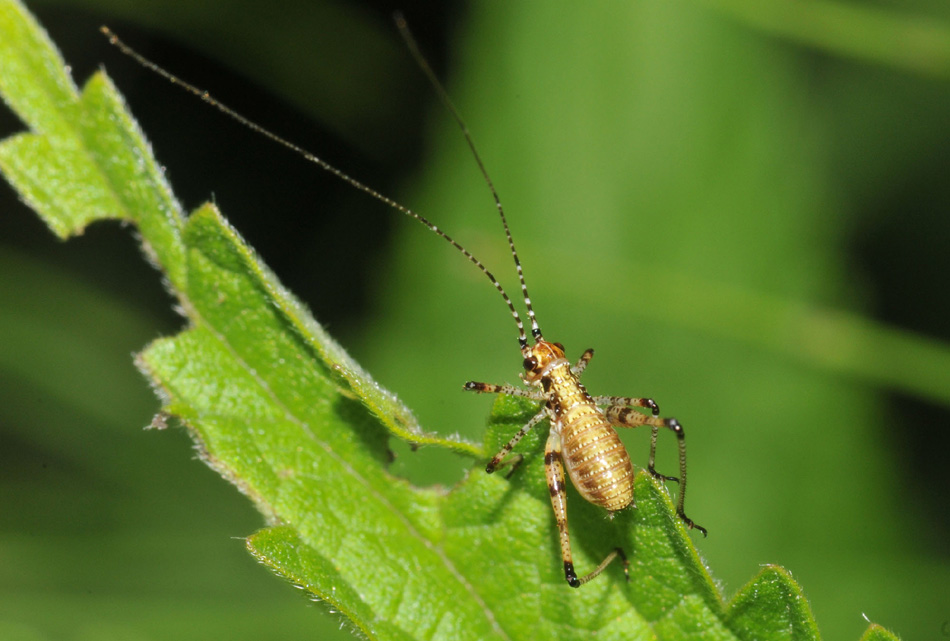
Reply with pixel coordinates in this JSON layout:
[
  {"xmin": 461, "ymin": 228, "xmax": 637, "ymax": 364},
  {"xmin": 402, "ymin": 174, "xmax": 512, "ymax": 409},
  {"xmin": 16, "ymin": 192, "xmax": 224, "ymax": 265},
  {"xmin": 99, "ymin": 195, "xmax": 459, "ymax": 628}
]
[
  {"xmin": 0, "ymin": 0, "xmax": 185, "ymax": 282},
  {"xmin": 137, "ymin": 200, "xmax": 723, "ymax": 638},
  {"xmin": 726, "ymin": 566, "xmax": 819, "ymax": 641},
  {"xmin": 858, "ymin": 624, "xmax": 902, "ymax": 641},
  {"xmin": 0, "ymin": 1, "xmax": 907, "ymax": 640}
]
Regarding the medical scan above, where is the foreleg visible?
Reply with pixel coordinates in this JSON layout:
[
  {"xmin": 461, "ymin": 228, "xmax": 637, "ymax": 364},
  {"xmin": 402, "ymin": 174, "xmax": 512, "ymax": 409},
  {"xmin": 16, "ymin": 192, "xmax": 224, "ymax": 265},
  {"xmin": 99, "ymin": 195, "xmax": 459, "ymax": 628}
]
[
  {"xmin": 485, "ymin": 408, "xmax": 548, "ymax": 475},
  {"xmin": 571, "ymin": 348, "xmax": 595, "ymax": 376},
  {"xmin": 464, "ymin": 380, "xmax": 544, "ymax": 401}
]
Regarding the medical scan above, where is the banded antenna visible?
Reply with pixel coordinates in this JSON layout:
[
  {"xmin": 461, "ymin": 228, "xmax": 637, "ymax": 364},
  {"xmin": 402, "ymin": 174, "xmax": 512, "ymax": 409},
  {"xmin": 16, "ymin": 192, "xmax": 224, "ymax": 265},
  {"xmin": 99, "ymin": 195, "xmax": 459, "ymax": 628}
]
[
  {"xmin": 101, "ymin": 19, "xmax": 543, "ymax": 350},
  {"xmin": 393, "ymin": 13, "xmax": 542, "ymax": 344}
]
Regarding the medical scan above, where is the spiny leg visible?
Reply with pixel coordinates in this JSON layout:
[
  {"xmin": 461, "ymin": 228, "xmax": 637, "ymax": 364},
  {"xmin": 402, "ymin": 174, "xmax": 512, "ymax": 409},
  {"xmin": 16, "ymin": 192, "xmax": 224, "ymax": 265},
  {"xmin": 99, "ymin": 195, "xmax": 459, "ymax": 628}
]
[
  {"xmin": 593, "ymin": 395, "xmax": 659, "ymax": 416},
  {"xmin": 545, "ymin": 431, "xmax": 630, "ymax": 587},
  {"xmin": 463, "ymin": 380, "xmax": 545, "ymax": 401},
  {"xmin": 485, "ymin": 408, "xmax": 548, "ymax": 475},
  {"xmin": 464, "ymin": 379, "xmax": 548, "ymax": 475},
  {"xmin": 605, "ymin": 404, "xmax": 707, "ymax": 536},
  {"xmin": 645, "ymin": 419, "xmax": 707, "ymax": 535},
  {"xmin": 571, "ymin": 348, "xmax": 595, "ymax": 376},
  {"xmin": 603, "ymin": 405, "xmax": 671, "ymax": 480}
]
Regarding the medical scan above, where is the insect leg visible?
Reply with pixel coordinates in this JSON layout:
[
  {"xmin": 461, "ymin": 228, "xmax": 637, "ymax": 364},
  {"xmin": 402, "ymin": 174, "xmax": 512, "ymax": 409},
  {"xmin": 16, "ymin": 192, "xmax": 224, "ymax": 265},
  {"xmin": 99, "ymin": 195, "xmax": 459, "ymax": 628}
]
[
  {"xmin": 593, "ymin": 396, "xmax": 659, "ymax": 415},
  {"xmin": 485, "ymin": 408, "xmax": 548, "ymax": 475},
  {"xmin": 545, "ymin": 430, "xmax": 579, "ymax": 587},
  {"xmin": 571, "ymin": 348, "xmax": 595, "ymax": 376},
  {"xmin": 603, "ymin": 404, "xmax": 667, "ymax": 478},
  {"xmin": 463, "ymin": 381, "xmax": 545, "ymax": 400},
  {"xmin": 605, "ymin": 404, "xmax": 707, "ymax": 536},
  {"xmin": 545, "ymin": 430, "xmax": 629, "ymax": 587}
]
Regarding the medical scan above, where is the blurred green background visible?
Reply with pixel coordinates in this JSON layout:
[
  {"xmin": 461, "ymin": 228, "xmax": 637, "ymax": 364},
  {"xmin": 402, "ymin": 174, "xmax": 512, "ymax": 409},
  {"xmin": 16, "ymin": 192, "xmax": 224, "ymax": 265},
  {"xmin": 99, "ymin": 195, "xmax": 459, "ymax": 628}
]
[{"xmin": 2, "ymin": 0, "xmax": 949, "ymax": 639}]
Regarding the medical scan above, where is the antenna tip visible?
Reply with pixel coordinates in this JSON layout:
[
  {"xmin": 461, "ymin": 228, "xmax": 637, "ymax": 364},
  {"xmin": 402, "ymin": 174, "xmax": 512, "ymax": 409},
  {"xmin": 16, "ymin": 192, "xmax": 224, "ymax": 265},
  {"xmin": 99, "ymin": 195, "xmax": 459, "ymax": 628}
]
[{"xmin": 392, "ymin": 11, "xmax": 407, "ymax": 29}]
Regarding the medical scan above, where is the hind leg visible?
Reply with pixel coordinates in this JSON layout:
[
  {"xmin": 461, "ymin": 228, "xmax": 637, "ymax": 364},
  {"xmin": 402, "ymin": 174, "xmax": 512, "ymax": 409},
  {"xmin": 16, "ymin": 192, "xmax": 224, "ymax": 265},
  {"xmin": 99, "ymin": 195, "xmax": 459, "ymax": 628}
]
[
  {"xmin": 545, "ymin": 431, "xmax": 629, "ymax": 587},
  {"xmin": 604, "ymin": 402, "xmax": 707, "ymax": 536}
]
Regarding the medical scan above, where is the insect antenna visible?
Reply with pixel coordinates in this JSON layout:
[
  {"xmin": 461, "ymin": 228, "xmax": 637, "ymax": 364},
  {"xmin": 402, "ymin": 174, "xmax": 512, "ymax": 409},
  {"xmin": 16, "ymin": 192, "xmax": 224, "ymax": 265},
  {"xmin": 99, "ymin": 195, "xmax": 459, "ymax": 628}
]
[
  {"xmin": 394, "ymin": 14, "xmax": 543, "ymax": 345},
  {"xmin": 100, "ymin": 26, "xmax": 530, "ymax": 349}
]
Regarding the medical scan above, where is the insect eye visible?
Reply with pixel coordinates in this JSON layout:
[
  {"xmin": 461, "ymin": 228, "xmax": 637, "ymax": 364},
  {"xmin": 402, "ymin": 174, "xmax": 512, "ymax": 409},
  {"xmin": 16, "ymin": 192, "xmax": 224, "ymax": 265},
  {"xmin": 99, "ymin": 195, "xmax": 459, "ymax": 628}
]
[{"xmin": 523, "ymin": 356, "xmax": 538, "ymax": 371}]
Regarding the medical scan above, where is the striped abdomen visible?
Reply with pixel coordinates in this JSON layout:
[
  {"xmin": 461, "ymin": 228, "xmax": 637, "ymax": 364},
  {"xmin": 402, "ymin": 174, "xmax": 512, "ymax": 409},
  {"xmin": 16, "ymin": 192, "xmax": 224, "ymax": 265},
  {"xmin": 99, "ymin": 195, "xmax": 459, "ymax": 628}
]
[{"xmin": 551, "ymin": 368, "xmax": 634, "ymax": 513}]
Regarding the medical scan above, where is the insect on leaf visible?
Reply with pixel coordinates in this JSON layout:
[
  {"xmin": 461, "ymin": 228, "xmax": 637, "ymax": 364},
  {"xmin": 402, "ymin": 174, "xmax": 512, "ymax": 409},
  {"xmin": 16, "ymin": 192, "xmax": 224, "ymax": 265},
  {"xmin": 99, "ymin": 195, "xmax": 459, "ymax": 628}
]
[{"xmin": 0, "ymin": 1, "xmax": 900, "ymax": 639}]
